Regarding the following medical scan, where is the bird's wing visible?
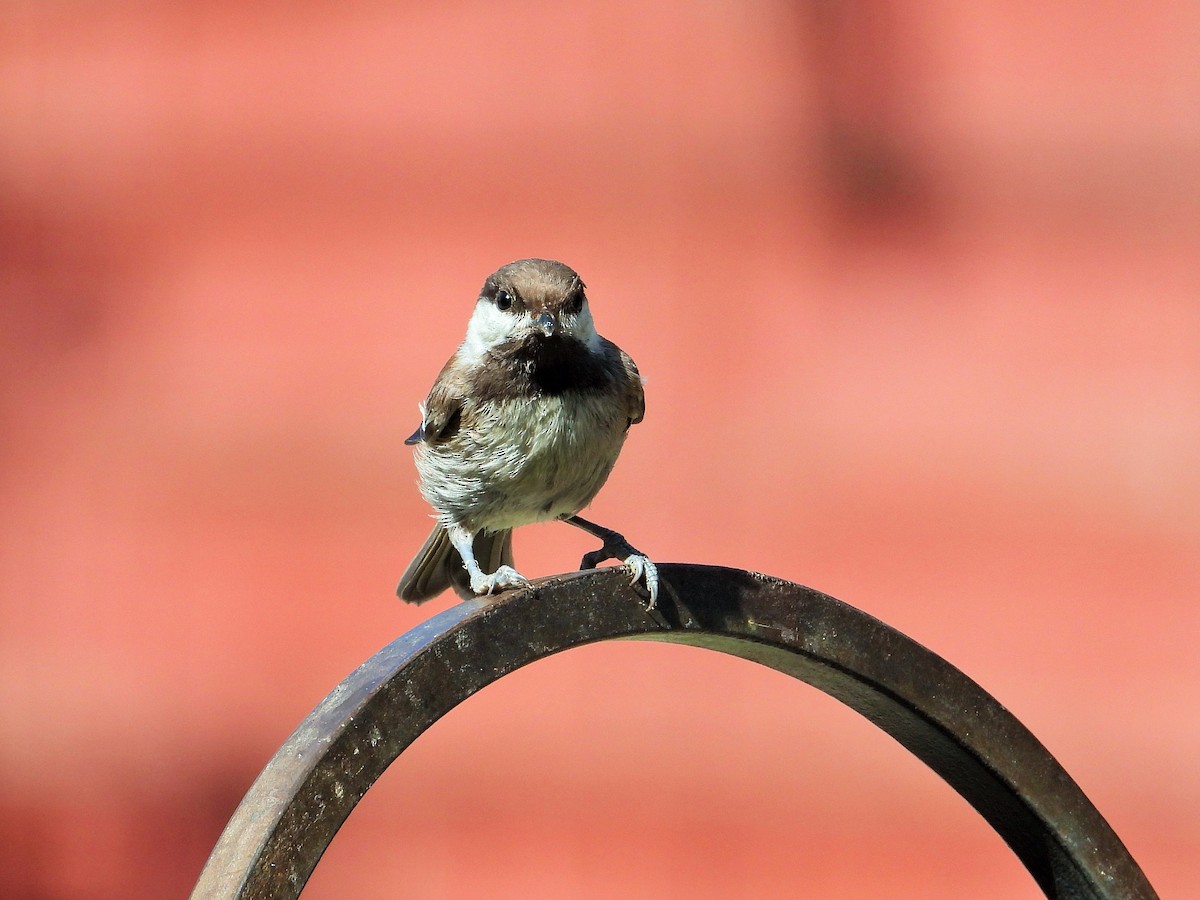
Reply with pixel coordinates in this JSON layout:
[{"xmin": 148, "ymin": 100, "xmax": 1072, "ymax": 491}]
[
  {"xmin": 618, "ymin": 346, "xmax": 645, "ymax": 427},
  {"xmin": 405, "ymin": 354, "xmax": 466, "ymax": 445}
]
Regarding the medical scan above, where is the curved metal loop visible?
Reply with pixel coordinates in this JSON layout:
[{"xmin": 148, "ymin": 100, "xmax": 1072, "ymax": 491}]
[{"xmin": 192, "ymin": 564, "xmax": 1157, "ymax": 899}]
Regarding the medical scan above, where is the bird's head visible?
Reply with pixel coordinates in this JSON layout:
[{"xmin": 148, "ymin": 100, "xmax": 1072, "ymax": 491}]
[{"xmin": 460, "ymin": 258, "xmax": 600, "ymax": 363}]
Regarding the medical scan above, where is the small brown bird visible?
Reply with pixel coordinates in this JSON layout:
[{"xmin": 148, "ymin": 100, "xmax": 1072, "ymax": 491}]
[{"xmin": 397, "ymin": 258, "xmax": 658, "ymax": 607}]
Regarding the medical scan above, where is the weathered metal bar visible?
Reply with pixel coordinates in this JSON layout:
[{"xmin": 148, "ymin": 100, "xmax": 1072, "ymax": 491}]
[{"xmin": 192, "ymin": 564, "xmax": 1157, "ymax": 899}]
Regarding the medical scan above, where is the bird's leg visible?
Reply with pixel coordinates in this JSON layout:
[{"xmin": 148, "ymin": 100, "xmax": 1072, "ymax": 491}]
[
  {"xmin": 563, "ymin": 514, "xmax": 659, "ymax": 609},
  {"xmin": 445, "ymin": 523, "xmax": 528, "ymax": 596}
]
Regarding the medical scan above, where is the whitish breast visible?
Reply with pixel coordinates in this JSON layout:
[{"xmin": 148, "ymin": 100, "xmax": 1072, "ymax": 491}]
[{"xmin": 417, "ymin": 390, "xmax": 628, "ymax": 531}]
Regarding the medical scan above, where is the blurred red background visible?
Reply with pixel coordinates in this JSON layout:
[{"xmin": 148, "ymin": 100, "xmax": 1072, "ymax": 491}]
[{"xmin": 2, "ymin": 2, "xmax": 1196, "ymax": 897}]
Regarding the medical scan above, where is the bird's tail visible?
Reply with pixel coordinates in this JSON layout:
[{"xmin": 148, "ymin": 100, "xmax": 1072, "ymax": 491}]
[{"xmin": 396, "ymin": 525, "xmax": 514, "ymax": 604}]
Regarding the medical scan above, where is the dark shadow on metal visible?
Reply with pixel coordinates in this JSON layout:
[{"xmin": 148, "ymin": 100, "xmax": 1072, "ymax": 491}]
[{"xmin": 192, "ymin": 564, "xmax": 1157, "ymax": 899}]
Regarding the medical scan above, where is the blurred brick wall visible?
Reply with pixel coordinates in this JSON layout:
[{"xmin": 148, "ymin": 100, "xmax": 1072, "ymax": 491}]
[{"xmin": 1, "ymin": 2, "xmax": 1196, "ymax": 897}]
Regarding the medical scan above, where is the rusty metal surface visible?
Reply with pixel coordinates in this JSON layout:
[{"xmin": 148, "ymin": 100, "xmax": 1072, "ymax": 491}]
[{"xmin": 191, "ymin": 564, "xmax": 1157, "ymax": 899}]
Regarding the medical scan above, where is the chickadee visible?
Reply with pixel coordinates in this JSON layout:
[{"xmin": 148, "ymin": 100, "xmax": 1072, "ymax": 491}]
[{"xmin": 397, "ymin": 258, "xmax": 658, "ymax": 607}]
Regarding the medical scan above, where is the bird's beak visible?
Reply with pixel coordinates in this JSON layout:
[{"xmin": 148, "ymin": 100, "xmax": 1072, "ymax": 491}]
[{"xmin": 535, "ymin": 312, "xmax": 557, "ymax": 337}]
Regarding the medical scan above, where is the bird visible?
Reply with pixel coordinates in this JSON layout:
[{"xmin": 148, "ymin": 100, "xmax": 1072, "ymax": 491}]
[{"xmin": 397, "ymin": 258, "xmax": 658, "ymax": 608}]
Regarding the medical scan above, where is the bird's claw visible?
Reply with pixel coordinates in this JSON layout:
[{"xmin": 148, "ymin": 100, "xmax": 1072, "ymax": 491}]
[
  {"xmin": 470, "ymin": 565, "xmax": 528, "ymax": 596},
  {"xmin": 579, "ymin": 542, "xmax": 658, "ymax": 610},
  {"xmin": 623, "ymin": 554, "xmax": 659, "ymax": 610}
]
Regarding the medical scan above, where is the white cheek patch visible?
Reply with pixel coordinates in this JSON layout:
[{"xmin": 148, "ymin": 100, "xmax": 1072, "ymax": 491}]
[
  {"xmin": 567, "ymin": 304, "xmax": 603, "ymax": 352},
  {"xmin": 461, "ymin": 300, "xmax": 522, "ymax": 364}
]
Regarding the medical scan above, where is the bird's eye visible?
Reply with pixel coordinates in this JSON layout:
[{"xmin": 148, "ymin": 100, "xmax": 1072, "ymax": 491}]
[
  {"xmin": 495, "ymin": 289, "xmax": 513, "ymax": 311},
  {"xmin": 564, "ymin": 290, "xmax": 584, "ymax": 315}
]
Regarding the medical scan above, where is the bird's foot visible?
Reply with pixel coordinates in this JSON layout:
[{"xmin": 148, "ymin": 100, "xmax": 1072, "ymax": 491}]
[
  {"xmin": 470, "ymin": 565, "xmax": 528, "ymax": 596},
  {"xmin": 580, "ymin": 540, "xmax": 658, "ymax": 610},
  {"xmin": 621, "ymin": 554, "xmax": 659, "ymax": 610}
]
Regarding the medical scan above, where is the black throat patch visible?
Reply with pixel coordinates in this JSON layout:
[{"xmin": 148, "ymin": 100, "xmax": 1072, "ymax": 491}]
[{"xmin": 473, "ymin": 335, "xmax": 613, "ymax": 401}]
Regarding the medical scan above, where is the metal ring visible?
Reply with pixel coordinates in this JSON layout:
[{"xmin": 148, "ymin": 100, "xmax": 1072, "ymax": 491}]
[{"xmin": 192, "ymin": 564, "xmax": 1157, "ymax": 899}]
